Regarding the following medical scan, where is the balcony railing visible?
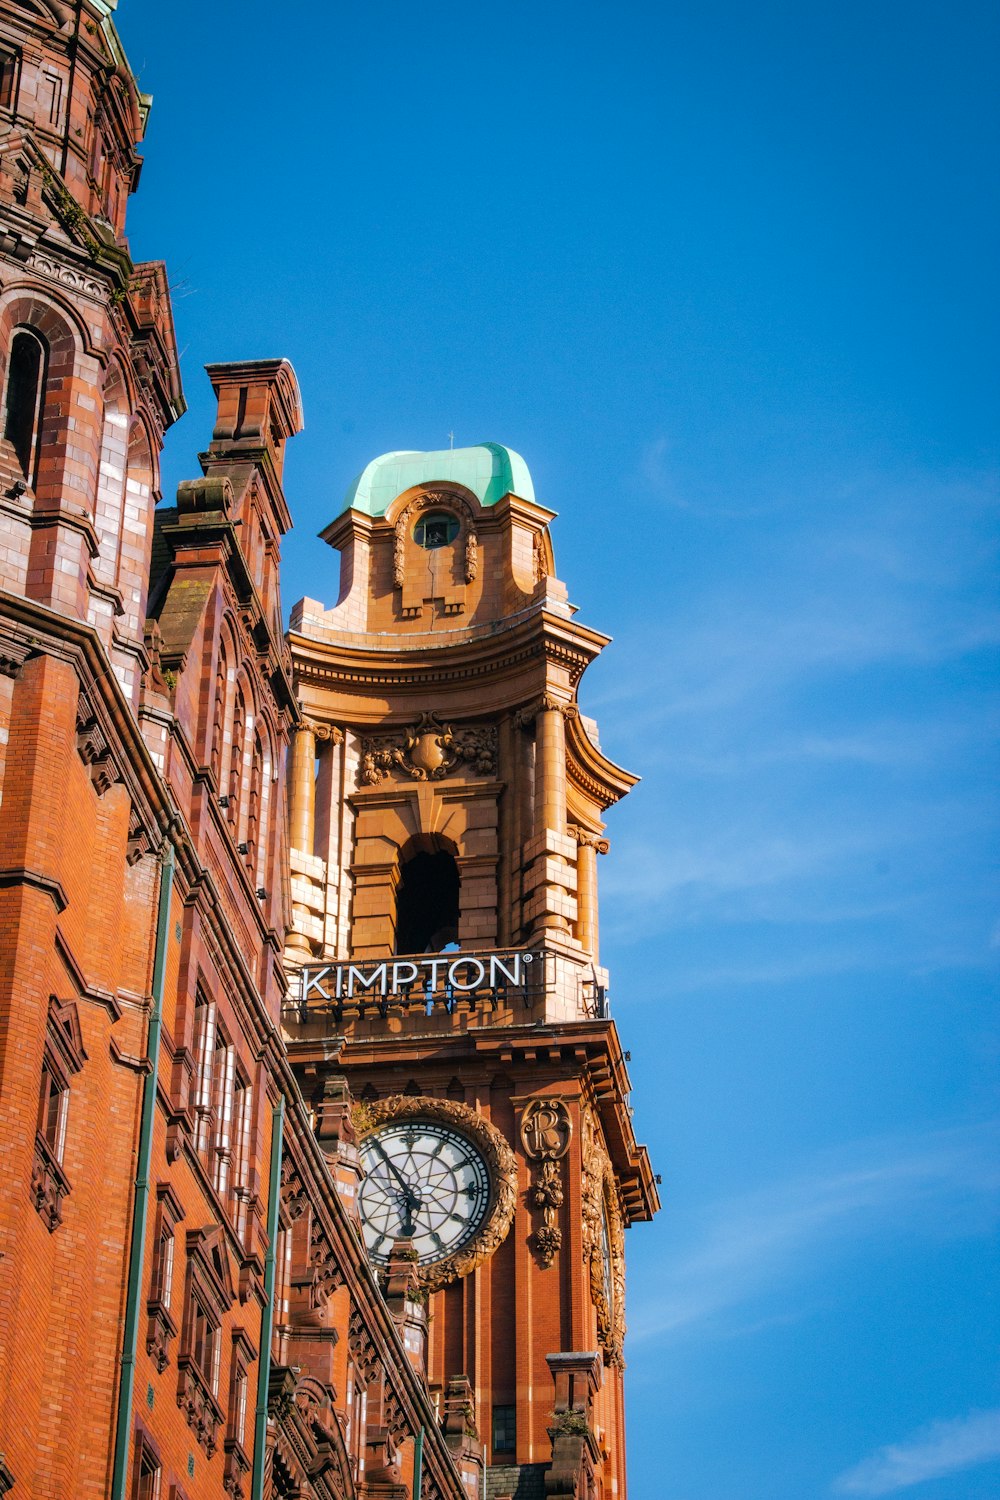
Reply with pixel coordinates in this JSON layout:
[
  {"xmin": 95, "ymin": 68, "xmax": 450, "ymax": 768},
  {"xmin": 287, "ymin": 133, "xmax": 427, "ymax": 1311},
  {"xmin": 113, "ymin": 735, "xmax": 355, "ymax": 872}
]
[{"xmin": 283, "ymin": 947, "xmax": 610, "ymax": 1028}]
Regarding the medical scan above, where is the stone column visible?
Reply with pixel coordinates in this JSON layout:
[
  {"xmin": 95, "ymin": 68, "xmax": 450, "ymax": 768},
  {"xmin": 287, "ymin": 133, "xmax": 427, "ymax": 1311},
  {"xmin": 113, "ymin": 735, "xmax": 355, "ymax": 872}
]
[
  {"xmin": 286, "ymin": 719, "xmax": 339, "ymax": 963},
  {"xmin": 535, "ymin": 697, "xmax": 567, "ymax": 836},
  {"xmin": 288, "ymin": 719, "xmax": 318, "ymax": 854},
  {"xmin": 517, "ymin": 697, "xmax": 577, "ymax": 939},
  {"xmin": 572, "ymin": 827, "xmax": 610, "ymax": 963}
]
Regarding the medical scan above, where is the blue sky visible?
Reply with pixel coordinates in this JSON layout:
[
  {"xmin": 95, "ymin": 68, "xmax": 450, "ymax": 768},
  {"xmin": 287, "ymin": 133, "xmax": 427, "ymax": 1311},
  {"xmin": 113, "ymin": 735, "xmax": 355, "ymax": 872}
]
[{"xmin": 116, "ymin": 1, "xmax": 999, "ymax": 1494}]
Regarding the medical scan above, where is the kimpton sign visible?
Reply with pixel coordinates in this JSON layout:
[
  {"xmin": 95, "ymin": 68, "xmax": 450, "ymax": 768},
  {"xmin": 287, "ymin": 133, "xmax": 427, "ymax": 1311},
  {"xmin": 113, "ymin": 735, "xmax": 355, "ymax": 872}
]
[{"xmin": 293, "ymin": 949, "xmax": 538, "ymax": 1018}]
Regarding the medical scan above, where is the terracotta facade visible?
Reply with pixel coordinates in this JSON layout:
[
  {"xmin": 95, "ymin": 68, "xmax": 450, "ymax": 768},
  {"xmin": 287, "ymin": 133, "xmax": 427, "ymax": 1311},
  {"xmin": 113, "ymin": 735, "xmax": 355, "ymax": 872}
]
[
  {"xmin": 284, "ymin": 452, "xmax": 659, "ymax": 1499},
  {"xmin": 0, "ymin": 5, "xmax": 657, "ymax": 1500}
]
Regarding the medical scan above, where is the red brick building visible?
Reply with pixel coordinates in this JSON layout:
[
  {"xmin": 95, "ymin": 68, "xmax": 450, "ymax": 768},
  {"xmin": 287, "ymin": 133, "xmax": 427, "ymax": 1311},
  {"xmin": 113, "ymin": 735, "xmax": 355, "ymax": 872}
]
[{"xmin": 0, "ymin": 5, "xmax": 656, "ymax": 1499}]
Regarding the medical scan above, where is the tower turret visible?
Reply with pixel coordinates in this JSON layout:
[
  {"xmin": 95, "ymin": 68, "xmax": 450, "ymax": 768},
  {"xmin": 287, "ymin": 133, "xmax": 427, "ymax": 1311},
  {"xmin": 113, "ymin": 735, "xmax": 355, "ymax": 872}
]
[{"xmin": 284, "ymin": 444, "xmax": 658, "ymax": 1500}]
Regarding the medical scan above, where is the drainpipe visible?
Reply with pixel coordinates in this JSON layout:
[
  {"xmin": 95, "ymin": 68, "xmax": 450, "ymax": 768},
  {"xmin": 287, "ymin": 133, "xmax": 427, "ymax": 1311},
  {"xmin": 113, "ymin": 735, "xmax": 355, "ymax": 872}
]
[
  {"xmin": 250, "ymin": 1096, "xmax": 285, "ymax": 1500},
  {"xmin": 413, "ymin": 1425, "xmax": 424, "ymax": 1499},
  {"xmin": 109, "ymin": 840, "xmax": 175, "ymax": 1500}
]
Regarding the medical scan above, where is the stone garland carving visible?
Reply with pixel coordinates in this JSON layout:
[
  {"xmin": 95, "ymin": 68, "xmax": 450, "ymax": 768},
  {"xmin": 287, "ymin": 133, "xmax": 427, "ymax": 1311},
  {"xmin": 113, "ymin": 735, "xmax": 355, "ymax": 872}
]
[
  {"xmin": 360, "ymin": 711, "xmax": 497, "ymax": 785},
  {"xmin": 464, "ymin": 529, "xmax": 478, "ymax": 583},
  {"xmin": 532, "ymin": 529, "xmax": 546, "ymax": 584},
  {"xmin": 392, "ymin": 489, "xmax": 479, "ymax": 589},
  {"xmin": 520, "ymin": 1098, "xmax": 573, "ymax": 1269},
  {"xmin": 393, "ymin": 518, "xmax": 406, "ymax": 588},
  {"xmin": 358, "ymin": 1095, "xmax": 518, "ymax": 1292},
  {"xmin": 580, "ymin": 1109, "xmax": 626, "ymax": 1366}
]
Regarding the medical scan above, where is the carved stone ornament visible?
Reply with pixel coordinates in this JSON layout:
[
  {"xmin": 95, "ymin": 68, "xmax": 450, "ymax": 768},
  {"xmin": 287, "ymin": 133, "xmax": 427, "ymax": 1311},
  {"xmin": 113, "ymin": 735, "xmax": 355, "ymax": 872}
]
[
  {"xmin": 570, "ymin": 824, "xmax": 611, "ymax": 856},
  {"xmin": 464, "ymin": 529, "xmax": 478, "ymax": 583},
  {"xmin": 299, "ymin": 716, "xmax": 343, "ymax": 746},
  {"xmin": 360, "ymin": 711, "xmax": 497, "ymax": 785},
  {"xmin": 392, "ymin": 487, "xmax": 481, "ymax": 592},
  {"xmin": 521, "ymin": 1098, "xmax": 572, "ymax": 1269},
  {"xmin": 75, "ymin": 689, "xmax": 122, "ymax": 795},
  {"xmin": 581, "ymin": 1109, "xmax": 626, "ymax": 1365},
  {"xmin": 532, "ymin": 529, "xmax": 546, "ymax": 584},
  {"xmin": 520, "ymin": 1097, "xmax": 573, "ymax": 1161},
  {"xmin": 513, "ymin": 695, "xmax": 580, "ymax": 730},
  {"xmin": 358, "ymin": 1095, "xmax": 517, "ymax": 1292}
]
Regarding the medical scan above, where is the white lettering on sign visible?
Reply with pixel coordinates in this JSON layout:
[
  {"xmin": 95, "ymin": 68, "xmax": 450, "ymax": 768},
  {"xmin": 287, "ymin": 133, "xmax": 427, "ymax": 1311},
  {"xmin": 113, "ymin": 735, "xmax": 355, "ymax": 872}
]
[{"xmin": 295, "ymin": 950, "xmax": 536, "ymax": 1015}]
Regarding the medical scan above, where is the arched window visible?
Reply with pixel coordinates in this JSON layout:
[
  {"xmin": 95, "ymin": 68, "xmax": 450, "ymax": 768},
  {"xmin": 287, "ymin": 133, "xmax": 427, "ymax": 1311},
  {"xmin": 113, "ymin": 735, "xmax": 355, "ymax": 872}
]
[
  {"xmin": 228, "ymin": 684, "xmax": 247, "ymax": 830},
  {"xmin": 94, "ymin": 362, "xmax": 128, "ymax": 587},
  {"xmin": 395, "ymin": 847, "xmax": 460, "ymax": 954},
  {"xmin": 253, "ymin": 729, "xmax": 274, "ymax": 895},
  {"xmin": 210, "ymin": 639, "xmax": 228, "ymax": 781},
  {"xmin": 246, "ymin": 731, "xmax": 263, "ymax": 876},
  {"xmin": 4, "ymin": 328, "xmax": 46, "ymax": 483}
]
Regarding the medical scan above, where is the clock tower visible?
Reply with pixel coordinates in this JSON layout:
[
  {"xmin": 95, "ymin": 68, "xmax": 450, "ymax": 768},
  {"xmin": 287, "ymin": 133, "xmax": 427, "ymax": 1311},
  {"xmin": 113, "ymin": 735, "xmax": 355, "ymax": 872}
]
[{"xmin": 283, "ymin": 444, "xmax": 658, "ymax": 1499}]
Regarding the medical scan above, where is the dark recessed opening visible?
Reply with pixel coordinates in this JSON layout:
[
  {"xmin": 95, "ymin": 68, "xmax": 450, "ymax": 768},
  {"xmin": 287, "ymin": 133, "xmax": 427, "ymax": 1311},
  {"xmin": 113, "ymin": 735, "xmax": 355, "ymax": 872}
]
[
  {"xmin": 395, "ymin": 849, "xmax": 459, "ymax": 954},
  {"xmin": 4, "ymin": 328, "xmax": 45, "ymax": 482},
  {"xmin": 413, "ymin": 512, "xmax": 459, "ymax": 549}
]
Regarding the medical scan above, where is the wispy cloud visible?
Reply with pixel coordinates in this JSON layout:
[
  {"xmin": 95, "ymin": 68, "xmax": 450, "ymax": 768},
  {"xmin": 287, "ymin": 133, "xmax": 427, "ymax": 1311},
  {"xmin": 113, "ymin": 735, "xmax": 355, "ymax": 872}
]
[
  {"xmin": 628, "ymin": 1123, "xmax": 1000, "ymax": 1344},
  {"xmin": 833, "ymin": 1408, "xmax": 1000, "ymax": 1495}
]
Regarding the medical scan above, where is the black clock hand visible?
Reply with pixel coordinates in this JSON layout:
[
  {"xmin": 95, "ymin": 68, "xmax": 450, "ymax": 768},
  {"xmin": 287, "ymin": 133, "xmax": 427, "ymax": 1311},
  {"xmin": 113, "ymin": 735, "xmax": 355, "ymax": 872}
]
[
  {"xmin": 370, "ymin": 1142, "xmax": 424, "ymax": 1234},
  {"xmin": 371, "ymin": 1139, "xmax": 418, "ymax": 1197}
]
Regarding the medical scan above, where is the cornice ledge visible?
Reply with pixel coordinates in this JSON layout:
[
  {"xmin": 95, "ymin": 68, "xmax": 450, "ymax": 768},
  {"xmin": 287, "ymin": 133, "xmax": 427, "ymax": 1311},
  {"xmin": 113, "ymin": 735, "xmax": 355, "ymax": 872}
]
[{"xmin": 0, "ymin": 864, "xmax": 68, "ymax": 911}]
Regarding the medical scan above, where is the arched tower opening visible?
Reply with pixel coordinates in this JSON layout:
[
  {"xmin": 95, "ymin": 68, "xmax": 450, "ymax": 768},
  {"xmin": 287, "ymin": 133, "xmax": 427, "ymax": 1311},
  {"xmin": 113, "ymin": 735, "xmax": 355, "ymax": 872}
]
[{"xmin": 395, "ymin": 842, "xmax": 460, "ymax": 954}]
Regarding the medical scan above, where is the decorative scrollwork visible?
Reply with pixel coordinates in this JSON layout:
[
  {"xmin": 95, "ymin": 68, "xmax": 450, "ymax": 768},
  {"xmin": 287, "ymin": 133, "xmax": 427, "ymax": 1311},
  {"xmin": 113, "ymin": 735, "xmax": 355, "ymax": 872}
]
[
  {"xmin": 570, "ymin": 824, "xmax": 610, "ymax": 855},
  {"xmin": 360, "ymin": 711, "xmax": 497, "ymax": 785},
  {"xmin": 358, "ymin": 1095, "xmax": 517, "ymax": 1292}
]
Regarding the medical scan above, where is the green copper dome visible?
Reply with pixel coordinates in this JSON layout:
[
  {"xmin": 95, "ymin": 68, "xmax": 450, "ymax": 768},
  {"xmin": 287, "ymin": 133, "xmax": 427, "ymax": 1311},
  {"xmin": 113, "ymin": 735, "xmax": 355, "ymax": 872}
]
[{"xmin": 341, "ymin": 442, "xmax": 534, "ymax": 518}]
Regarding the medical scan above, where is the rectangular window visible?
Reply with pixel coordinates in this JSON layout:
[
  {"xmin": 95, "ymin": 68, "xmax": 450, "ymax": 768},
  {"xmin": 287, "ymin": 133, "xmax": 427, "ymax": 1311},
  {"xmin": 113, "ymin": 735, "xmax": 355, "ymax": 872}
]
[
  {"xmin": 0, "ymin": 49, "xmax": 18, "ymax": 111},
  {"xmin": 211, "ymin": 1034, "xmax": 236, "ymax": 1197},
  {"xmin": 151, "ymin": 1224, "xmax": 175, "ymax": 1309},
  {"xmin": 190, "ymin": 1295, "xmax": 215, "ymax": 1380},
  {"xmin": 134, "ymin": 1441, "xmax": 161, "ymax": 1500},
  {"xmin": 231, "ymin": 1075, "xmax": 253, "ymax": 1238},
  {"xmin": 228, "ymin": 1363, "xmax": 248, "ymax": 1446},
  {"xmin": 41, "ymin": 70, "xmax": 62, "ymax": 127},
  {"xmin": 37, "ymin": 1059, "xmax": 68, "ymax": 1161},
  {"xmin": 492, "ymin": 1404, "xmax": 516, "ymax": 1454},
  {"xmin": 192, "ymin": 993, "xmax": 217, "ymax": 1153}
]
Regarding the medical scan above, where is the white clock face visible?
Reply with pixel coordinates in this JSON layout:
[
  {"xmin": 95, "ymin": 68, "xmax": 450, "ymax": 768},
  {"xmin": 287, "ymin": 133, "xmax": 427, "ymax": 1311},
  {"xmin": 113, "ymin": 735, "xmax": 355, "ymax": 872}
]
[{"xmin": 358, "ymin": 1121, "xmax": 492, "ymax": 1267}]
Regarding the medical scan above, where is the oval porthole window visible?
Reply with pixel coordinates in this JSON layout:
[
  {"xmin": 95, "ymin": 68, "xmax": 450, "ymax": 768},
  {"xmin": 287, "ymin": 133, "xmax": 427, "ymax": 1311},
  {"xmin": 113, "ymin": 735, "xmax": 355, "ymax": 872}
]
[{"xmin": 414, "ymin": 512, "xmax": 459, "ymax": 549}]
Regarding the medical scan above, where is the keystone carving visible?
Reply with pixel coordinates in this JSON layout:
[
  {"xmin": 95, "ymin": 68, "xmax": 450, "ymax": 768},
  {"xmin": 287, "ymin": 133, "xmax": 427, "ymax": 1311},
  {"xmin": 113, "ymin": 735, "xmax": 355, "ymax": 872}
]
[
  {"xmin": 521, "ymin": 1098, "xmax": 572, "ymax": 1269},
  {"xmin": 360, "ymin": 712, "xmax": 497, "ymax": 785}
]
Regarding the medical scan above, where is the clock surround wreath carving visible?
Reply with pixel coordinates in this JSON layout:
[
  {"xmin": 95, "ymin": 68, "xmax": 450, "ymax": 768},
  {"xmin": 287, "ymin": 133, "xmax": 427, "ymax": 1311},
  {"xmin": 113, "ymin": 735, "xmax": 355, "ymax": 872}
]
[{"xmin": 356, "ymin": 1095, "xmax": 517, "ymax": 1292}]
